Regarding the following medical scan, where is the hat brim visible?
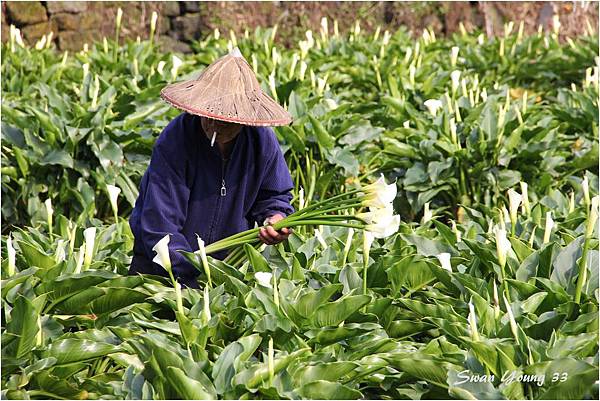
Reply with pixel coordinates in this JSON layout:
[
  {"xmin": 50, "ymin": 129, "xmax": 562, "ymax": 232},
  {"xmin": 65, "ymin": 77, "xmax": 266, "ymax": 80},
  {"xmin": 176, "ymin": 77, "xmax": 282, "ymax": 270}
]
[{"xmin": 160, "ymin": 88, "xmax": 292, "ymax": 127}]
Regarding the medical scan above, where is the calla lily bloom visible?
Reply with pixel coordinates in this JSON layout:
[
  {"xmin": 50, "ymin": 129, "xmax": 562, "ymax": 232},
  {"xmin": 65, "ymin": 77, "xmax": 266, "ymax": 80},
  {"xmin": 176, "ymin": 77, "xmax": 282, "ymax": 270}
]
[
  {"xmin": 450, "ymin": 70, "xmax": 461, "ymax": 94},
  {"xmin": 543, "ymin": 211, "xmax": 554, "ymax": 244},
  {"xmin": 255, "ymin": 272, "xmax": 273, "ymax": 288},
  {"xmin": 152, "ymin": 234, "xmax": 172, "ymax": 272},
  {"xmin": 45, "ymin": 198, "xmax": 53, "ymax": 235},
  {"xmin": 356, "ymin": 205, "xmax": 394, "ymax": 224},
  {"xmin": 6, "ymin": 235, "xmax": 16, "ymax": 276},
  {"xmin": 424, "ymin": 99, "xmax": 443, "ymax": 117},
  {"xmin": 450, "ymin": 46, "xmax": 459, "ymax": 66},
  {"xmin": 361, "ymin": 175, "xmax": 397, "ymax": 206},
  {"xmin": 83, "ymin": 227, "xmax": 96, "ymax": 267},
  {"xmin": 467, "ymin": 300, "xmax": 480, "ymax": 341},
  {"xmin": 422, "ymin": 202, "xmax": 433, "ymax": 223},
  {"xmin": 196, "ymin": 236, "xmax": 212, "ymax": 287},
  {"xmin": 107, "ymin": 184, "xmax": 121, "ymax": 217},
  {"xmin": 366, "ymin": 215, "xmax": 400, "ymax": 239},
  {"xmin": 582, "ymin": 176, "xmax": 590, "ymax": 208},
  {"xmin": 493, "ymin": 225, "xmax": 511, "ymax": 270},
  {"xmin": 436, "ymin": 253, "xmax": 452, "ymax": 272},
  {"xmin": 171, "ymin": 55, "xmax": 183, "ymax": 80},
  {"xmin": 519, "ymin": 181, "xmax": 530, "ymax": 216},
  {"xmin": 507, "ymin": 189, "xmax": 522, "ymax": 231},
  {"xmin": 586, "ymin": 196, "xmax": 599, "ymax": 238}
]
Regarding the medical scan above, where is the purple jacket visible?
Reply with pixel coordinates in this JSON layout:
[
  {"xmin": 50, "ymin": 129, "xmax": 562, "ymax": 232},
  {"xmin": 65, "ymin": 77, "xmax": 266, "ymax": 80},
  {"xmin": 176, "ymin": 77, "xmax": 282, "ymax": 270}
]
[{"xmin": 128, "ymin": 112, "xmax": 294, "ymax": 287}]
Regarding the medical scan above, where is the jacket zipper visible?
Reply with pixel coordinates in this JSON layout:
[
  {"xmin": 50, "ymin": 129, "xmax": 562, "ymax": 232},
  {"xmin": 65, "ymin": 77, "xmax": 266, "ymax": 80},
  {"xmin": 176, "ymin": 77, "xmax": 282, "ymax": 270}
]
[{"xmin": 207, "ymin": 157, "xmax": 228, "ymax": 243}]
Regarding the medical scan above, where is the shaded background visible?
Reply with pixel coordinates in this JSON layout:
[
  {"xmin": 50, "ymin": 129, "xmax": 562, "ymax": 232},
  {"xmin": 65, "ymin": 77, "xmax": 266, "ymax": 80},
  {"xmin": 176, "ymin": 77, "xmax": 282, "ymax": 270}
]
[{"xmin": 1, "ymin": 1, "xmax": 598, "ymax": 53}]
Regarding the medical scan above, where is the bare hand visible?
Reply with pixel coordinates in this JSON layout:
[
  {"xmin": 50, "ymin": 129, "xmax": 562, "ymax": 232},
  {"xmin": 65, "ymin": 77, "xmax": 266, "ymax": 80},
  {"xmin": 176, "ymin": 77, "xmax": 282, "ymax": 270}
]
[{"xmin": 259, "ymin": 214, "xmax": 292, "ymax": 245}]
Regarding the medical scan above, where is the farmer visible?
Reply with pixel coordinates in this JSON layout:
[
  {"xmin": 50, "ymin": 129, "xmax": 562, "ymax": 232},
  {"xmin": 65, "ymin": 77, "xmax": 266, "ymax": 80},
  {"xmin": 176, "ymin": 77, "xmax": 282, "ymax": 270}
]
[{"xmin": 128, "ymin": 48, "xmax": 294, "ymax": 288}]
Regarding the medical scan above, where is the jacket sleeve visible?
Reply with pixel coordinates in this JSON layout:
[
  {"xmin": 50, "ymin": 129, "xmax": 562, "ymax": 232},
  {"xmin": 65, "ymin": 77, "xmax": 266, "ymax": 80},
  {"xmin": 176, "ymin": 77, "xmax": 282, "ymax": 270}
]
[
  {"xmin": 249, "ymin": 136, "xmax": 295, "ymax": 225},
  {"xmin": 138, "ymin": 121, "xmax": 198, "ymax": 283}
]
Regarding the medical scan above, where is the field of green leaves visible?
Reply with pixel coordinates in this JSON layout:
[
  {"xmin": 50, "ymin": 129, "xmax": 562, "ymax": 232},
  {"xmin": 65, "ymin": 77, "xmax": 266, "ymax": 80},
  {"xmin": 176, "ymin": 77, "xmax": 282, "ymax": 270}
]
[{"xmin": 1, "ymin": 15, "xmax": 599, "ymax": 400}]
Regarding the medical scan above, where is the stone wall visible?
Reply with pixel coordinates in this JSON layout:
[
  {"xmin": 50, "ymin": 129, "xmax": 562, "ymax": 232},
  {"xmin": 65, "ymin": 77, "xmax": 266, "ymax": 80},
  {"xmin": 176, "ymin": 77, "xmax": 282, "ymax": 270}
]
[{"xmin": 1, "ymin": 1, "xmax": 597, "ymax": 53}]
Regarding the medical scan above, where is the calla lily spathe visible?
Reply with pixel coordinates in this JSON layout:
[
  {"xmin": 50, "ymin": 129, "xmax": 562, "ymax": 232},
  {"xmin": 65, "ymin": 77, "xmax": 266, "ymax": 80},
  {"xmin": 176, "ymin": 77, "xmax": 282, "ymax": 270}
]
[
  {"xmin": 436, "ymin": 253, "xmax": 452, "ymax": 272},
  {"xmin": 493, "ymin": 225, "xmax": 511, "ymax": 270},
  {"xmin": 356, "ymin": 205, "xmax": 394, "ymax": 225},
  {"xmin": 507, "ymin": 189, "xmax": 522, "ymax": 224},
  {"xmin": 361, "ymin": 175, "xmax": 397, "ymax": 208},
  {"xmin": 366, "ymin": 215, "xmax": 400, "ymax": 239},
  {"xmin": 83, "ymin": 227, "xmax": 96, "ymax": 267},
  {"xmin": 6, "ymin": 235, "xmax": 16, "ymax": 276},
  {"xmin": 586, "ymin": 195, "xmax": 599, "ymax": 238},
  {"xmin": 152, "ymin": 234, "xmax": 172, "ymax": 272},
  {"xmin": 582, "ymin": 176, "xmax": 590, "ymax": 207},
  {"xmin": 196, "ymin": 236, "xmax": 212, "ymax": 287},
  {"xmin": 107, "ymin": 184, "xmax": 121, "ymax": 216},
  {"xmin": 424, "ymin": 99, "xmax": 443, "ymax": 117}
]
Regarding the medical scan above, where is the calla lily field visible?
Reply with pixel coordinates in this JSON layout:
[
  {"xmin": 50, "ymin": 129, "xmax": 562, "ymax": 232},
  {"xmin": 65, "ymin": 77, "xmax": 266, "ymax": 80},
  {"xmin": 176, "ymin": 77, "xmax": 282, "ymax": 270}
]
[{"xmin": 1, "ymin": 11, "xmax": 599, "ymax": 400}]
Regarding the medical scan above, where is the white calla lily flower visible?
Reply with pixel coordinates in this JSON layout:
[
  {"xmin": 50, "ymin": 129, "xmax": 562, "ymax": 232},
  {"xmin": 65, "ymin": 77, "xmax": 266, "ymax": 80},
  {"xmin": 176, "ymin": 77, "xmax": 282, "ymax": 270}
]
[
  {"xmin": 74, "ymin": 245, "xmax": 85, "ymax": 274},
  {"xmin": 424, "ymin": 99, "xmax": 443, "ymax": 117},
  {"xmin": 171, "ymin": 55, "xmax": 183, "ymax": 80},
  {"xmin": 494, "ymin": 225, "xmax": 511, "ymax": 270},
  {"xmin": 196, "ymin": 236, "xmax": 211, "ymax": 287},
  {"xmin": 45, "ymin": 198, "xmax": 54, "ymax": 235},
  {"xmin": 582, "ymin": 176, "xmax": 590, "ymax": 207},
  {"xmin": 468, "ymin": 300, "xmax": 480, "ymax": 341},
  {"xmin": 152, "ymin": 234, "xmax": 172, "ymax": 272},
  {"xmin": 450, "ymin": 70, "xmax": 460, "ymax": 94},
  {"xmin": 255, "ymin": 272, "xmax": 273, "ymax": 288},
  {"xmin": 507, "ymin": 189, "xmax": 522, "ymax": 229},
  {"xmin": 519, "ymin": 181, "xmax": 530, "ymax": 216},
  {"xmin": 543, "ymin": 212, "xmax": 554, "ymax": 244},
  {"xmin": 366, "ymin": 215, "xmax": 400, "ymax": 239},
  {"xmin": 361, "ymin": 175, "xmax": 397, "ymax": 208},
  {"xmin": 422, "ymin": 202, "xmax": 433, "ymax": 223},
  {"xmin": 450, "ymin": 46, "xmax": 459, "ymax": 66},
  {"xmin": 356, "ymin": 205, "xmax": 394, "ymax": 225},
  {"xmin": 83, "ymin": 227, "xmax": 96, "ymax": 267},
  {"xmin": 586, "ymin": 196, "xmax": 599, "ymax": 238},
  {"xmin": 7, "ymin": 235, "xmax": 16, "ymax": 276},
  {"xmin": 201, "ymin": 286, "xmax": 211, "ymax": 324},
  {"xmin": 436, "ymin": 253, "xmax": 452, "ymax": 272},
  {"xmin": 107, "ymin": 184, "xmax": 121, "ymax": 217}
]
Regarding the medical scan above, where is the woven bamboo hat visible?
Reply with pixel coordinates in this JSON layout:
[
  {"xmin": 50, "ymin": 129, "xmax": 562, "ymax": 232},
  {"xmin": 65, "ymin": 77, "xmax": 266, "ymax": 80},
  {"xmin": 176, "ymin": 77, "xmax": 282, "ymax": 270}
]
[{"xmin": 160, "ymin": 48, "xmax": 292, "ymax": 126}]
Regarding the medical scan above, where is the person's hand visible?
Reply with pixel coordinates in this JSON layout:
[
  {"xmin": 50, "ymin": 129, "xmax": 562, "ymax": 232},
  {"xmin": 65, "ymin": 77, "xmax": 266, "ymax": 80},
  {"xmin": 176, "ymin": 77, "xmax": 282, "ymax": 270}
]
[{"xmin": 259, "ymin": 214, "xmax": 292, "ymax": 245}]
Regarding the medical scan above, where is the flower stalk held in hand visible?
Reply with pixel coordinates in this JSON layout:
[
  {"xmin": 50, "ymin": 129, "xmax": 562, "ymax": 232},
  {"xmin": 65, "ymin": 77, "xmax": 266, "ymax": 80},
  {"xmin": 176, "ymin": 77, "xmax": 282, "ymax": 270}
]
[{"xmin": 197, "ymin": 175, "xmax": 400, "ymax": 257}]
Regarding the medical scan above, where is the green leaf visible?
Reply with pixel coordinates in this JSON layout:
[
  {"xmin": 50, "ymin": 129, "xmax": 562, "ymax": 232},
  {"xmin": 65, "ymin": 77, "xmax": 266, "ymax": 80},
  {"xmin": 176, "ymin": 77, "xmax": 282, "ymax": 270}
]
[
  {"xmin": 311, "ymin": 294, "xmax": 370, "ymax": 327},
  {"xmin": 165, "ymin": 366, "xmax": 215, "ymax": 400},
  {"xmin": 298, "ymin": 380, "xmax": 362, "ymax": 399},
  {"xmin": 44, "ymin": 339, "xmax": 122, "ymax": 365},
  {"xmin": 3, "ymin": 295, "xmax": 39, "ymax": 359},
  {"xmin": 293, "ymin": 284, "xmax": 342, "ymax": 319},
  {"xmin": 17, "ymin": 241, "xmax": 55, "ymax": 269},
  {"xmin": 388, "ymin": 255, "xmax": 436, "ymax": 294}
]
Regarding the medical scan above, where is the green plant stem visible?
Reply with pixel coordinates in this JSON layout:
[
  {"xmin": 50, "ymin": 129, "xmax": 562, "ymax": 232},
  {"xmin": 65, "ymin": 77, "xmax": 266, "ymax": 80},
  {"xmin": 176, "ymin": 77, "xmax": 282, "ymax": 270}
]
[{"xmin": 574, "ymin": 235, "xmax": 590, "ymax": 304}]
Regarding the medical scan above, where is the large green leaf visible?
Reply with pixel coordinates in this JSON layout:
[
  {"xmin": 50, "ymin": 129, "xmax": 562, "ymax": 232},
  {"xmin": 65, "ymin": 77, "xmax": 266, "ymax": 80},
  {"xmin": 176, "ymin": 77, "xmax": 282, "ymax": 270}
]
[{"xmin": 311, "ymin": 294, "xmax": 370, "ymax": 327}]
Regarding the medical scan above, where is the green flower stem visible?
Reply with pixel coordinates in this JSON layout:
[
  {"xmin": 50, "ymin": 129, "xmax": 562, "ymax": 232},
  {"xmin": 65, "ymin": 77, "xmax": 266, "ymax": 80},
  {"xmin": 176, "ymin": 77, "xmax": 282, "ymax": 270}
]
[
  {"xmin": 574, "ymin": 235, "xmax": 590, "ymax": 304},
  {"xmin": 205, "ymin": 220, "xmax": 365, "ymax": 255}
]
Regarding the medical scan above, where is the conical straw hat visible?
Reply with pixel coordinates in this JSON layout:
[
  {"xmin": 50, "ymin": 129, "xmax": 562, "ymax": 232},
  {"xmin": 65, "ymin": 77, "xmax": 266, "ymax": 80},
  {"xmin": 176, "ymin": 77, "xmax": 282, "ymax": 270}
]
[{"xmin": 160, "ymin": 48, "xmax": 292, "ymax": 126}]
